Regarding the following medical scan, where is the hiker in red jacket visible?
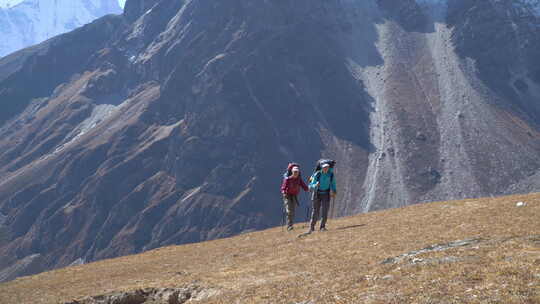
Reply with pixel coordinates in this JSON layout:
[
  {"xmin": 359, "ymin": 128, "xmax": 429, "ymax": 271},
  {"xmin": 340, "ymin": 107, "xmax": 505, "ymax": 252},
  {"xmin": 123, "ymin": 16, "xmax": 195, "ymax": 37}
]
[{"xmin": 281, "ymin": 165, "xmax": 309, "ymax": 230}]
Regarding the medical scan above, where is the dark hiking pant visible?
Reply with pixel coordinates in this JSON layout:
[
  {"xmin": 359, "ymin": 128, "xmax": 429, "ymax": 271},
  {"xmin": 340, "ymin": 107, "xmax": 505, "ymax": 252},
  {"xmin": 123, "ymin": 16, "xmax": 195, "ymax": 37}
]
[
  {"xmin": 310, "ymin": 192, "xmax": 330, "ymax": 230},
  {"xmin": 283, "ymin": 195, "xmax": 299, "ymax": 228}
]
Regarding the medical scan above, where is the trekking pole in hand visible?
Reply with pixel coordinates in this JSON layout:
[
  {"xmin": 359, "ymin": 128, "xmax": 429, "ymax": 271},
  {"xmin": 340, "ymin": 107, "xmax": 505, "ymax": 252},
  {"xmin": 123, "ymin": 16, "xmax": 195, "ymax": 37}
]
[
  {"xmin": 305, "ymin": 204, "xmax": 309, "ymax": 228},
  {"xmin": 281, "ymin": 196, "xmax": 286, "ymax": 232},
  {"xmin": 330, "ymin": 195, "xmax": 336, "ymax": 219},
  {"xmin": 304, "ymin": 192, "xmax": 311, "ymax": 228}
]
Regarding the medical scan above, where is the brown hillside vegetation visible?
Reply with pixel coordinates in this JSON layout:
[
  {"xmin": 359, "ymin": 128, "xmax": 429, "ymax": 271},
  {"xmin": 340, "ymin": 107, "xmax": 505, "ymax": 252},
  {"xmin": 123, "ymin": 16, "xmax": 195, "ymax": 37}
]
[{"xmin": 1, "ymin": 193, "xmax": 539, "ymax": 304}]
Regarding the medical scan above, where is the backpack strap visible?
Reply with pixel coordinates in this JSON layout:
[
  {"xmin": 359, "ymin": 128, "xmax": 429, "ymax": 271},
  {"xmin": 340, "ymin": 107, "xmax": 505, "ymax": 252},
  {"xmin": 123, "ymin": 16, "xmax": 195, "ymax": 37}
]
[{"xmin": 315, "ymin": 171, "xmax": 333, "ymax": 182}]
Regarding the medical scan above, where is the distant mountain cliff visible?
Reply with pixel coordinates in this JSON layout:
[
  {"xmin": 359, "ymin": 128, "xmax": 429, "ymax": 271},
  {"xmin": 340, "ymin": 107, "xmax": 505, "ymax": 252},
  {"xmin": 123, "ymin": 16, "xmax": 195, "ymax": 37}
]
[
  {"xmin": 0, "ymin": 0, "xmax": 539, "ymax": 282},
  {"xmin": 0, "ymin": 0, "xmax": 122, "ymax": 57}
]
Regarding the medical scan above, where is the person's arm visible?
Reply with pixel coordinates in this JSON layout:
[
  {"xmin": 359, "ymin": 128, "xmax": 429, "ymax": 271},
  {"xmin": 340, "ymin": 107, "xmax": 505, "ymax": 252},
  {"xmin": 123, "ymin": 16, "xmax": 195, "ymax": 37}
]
[
  {"xmin": 309, "ymin": 172, "xmax": 320, "ymax": 190},
  {"xmin": 331, "ymin": 174, "xmax": 337, "ymax": 195},
  {"xmin": 300, "ymin": 177, "xmax": 309, "ymax": 192}
]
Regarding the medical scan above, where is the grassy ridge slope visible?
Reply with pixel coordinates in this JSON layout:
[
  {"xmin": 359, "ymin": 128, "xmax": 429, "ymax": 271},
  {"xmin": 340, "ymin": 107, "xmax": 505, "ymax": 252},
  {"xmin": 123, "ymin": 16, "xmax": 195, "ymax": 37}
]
[{"xmin": 1, "ymin": 193, "xmax": 539, "ymax": 303}]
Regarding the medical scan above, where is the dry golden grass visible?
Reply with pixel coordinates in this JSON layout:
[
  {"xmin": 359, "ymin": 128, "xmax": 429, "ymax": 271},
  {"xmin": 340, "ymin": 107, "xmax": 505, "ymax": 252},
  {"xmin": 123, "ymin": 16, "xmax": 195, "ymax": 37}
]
[{"xmin": 1, "ymin": 193, "xmax": 539, "ymax": 303}]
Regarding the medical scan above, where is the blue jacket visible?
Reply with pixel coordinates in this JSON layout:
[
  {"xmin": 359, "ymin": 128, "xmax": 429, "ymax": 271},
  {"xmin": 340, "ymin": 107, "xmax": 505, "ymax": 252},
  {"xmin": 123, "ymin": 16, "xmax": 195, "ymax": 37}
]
[{"xmin": 309, "ymin": 169, "xmax": 337, "ymax": 192}]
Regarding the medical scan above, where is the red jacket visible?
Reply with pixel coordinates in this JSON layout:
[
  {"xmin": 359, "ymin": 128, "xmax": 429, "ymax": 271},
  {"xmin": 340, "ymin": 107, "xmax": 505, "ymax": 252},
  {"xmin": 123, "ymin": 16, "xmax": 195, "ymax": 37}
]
[{"xmin": 281, "ymin": 176, "xmax": 309, "ymax": 196}]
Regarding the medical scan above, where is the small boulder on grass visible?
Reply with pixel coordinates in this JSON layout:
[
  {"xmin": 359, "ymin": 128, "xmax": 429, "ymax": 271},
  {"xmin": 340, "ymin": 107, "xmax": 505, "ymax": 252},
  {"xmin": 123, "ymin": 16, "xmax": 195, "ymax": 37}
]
[{"xmin": 516, "ymin": 202, "xmax": 527, "ymax": 207}]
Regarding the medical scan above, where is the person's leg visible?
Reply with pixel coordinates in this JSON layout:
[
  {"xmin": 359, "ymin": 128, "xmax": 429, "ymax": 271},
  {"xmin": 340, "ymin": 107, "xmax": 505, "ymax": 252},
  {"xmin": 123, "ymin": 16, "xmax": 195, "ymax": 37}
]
[
  {"xmin": 310, "ymin": 196, "xmax": 321, "ymax": 231},
  {"xmin": 320, "ymin": 193, "xmax": 331, "ymax": 230},
  {"xmin": 283, "ymin": 195, "xmax": 293, "ymax": 229},
  {"xmin": 283, "ymin": 195, "xmax": 294, "ymax": 228},
  {"xmin": 288, "ymin": 195, "xmax": 297, "ymax": 229}
]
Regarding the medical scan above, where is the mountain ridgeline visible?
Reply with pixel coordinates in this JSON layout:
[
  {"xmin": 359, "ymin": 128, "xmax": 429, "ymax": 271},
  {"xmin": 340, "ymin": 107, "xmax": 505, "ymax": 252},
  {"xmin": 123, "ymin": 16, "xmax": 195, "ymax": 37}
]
[{"xmin": 0, "ymin": 0, "xmax": 539, "ymax": 281}]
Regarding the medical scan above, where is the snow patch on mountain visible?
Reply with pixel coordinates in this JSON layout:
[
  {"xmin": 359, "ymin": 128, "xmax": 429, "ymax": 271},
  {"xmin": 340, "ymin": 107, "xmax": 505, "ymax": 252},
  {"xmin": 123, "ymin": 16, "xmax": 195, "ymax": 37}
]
[
  {"xmin": 0, "ymin": 0, "xmax": 23, "ymax": 8},
  {"xmin": 53, "ymin": 102, "xmax": 123, "ymax": 154},
  {"xmin": 0, "ymin": 0, "xmax": 122, "ymax": 57},
  {"xmin": 516, "ymin": 0, "xmax": 540, "ymax": 16}
]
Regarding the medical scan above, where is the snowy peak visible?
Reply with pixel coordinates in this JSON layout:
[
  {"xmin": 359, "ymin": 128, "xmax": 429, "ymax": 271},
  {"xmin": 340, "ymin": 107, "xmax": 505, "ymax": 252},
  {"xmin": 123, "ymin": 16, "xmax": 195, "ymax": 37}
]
[
  {"xmin": 0, "ymin": 0, "xmax": 122, "ymax": 57},
  {"xmin": 0, "ymin": 0, "xmax": 22, "ymax": 8}
]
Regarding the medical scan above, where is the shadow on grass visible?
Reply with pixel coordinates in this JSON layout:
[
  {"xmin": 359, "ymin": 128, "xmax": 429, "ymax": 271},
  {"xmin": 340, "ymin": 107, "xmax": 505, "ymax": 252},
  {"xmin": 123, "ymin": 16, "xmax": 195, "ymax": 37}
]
[{"xmin": 335, "ymin": 224, "xmax": 367, "ymax": 231}]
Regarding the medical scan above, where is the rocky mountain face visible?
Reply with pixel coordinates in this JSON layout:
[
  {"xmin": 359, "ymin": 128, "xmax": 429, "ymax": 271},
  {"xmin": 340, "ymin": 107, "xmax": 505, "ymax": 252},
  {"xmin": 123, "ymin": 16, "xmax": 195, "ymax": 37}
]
[
  {"xmin": 0, "ymin": 0, "xmax": 122, "ymax": 57},
  {"xmin": 0, "ymin": 0, "xmax": 539, "ymax": 281}
]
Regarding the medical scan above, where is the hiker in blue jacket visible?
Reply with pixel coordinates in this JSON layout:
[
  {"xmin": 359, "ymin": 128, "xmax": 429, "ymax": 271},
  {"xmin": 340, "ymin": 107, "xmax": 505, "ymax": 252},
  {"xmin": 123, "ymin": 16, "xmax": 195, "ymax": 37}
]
[{"xmin": 308, "ymin": 162, "xmax": 337, "ymax": 232}]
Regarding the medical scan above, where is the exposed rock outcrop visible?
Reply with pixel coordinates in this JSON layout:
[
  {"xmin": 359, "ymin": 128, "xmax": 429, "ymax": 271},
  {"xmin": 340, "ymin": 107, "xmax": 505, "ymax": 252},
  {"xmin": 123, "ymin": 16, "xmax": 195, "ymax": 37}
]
[{"xmin": 64, "ymin": 285, "xmax": 220, "ymax": 304}]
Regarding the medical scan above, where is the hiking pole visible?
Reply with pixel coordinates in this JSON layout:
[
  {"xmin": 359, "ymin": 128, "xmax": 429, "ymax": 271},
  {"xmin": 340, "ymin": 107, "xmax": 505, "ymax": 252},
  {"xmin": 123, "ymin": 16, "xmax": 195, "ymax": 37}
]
[
  {"xmin": 330, "ymin": 195, "xmax": 336, "ymax": 219},
  {"xmin": 281, "ymin": 196, "xmax": 286, "ymax": 232},
  {"xmin": 304, "ymin": 192, "xmax": 311, "ymax": 228},
  {"xmin": 282, "ymin": 208, "xmax": 286, "ymax": 231},
  {"xmin": 305, "ymin": 203, "xmax": 309, "ymax": 228},
  {"xmin": 330, "ymin": 165, "xmax": 337, "ymax": 219}
]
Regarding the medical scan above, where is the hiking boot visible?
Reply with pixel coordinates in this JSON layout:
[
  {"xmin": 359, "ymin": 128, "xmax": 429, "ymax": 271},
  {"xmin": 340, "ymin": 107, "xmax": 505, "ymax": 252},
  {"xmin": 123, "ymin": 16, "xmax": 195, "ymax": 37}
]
[
  {"xmin": 320, "ymin": 227, "xmax": 328, "ymax": 232},
  {"xmin": 287, "ymin": 226, "xmax": 294, "ymax": 231}
]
